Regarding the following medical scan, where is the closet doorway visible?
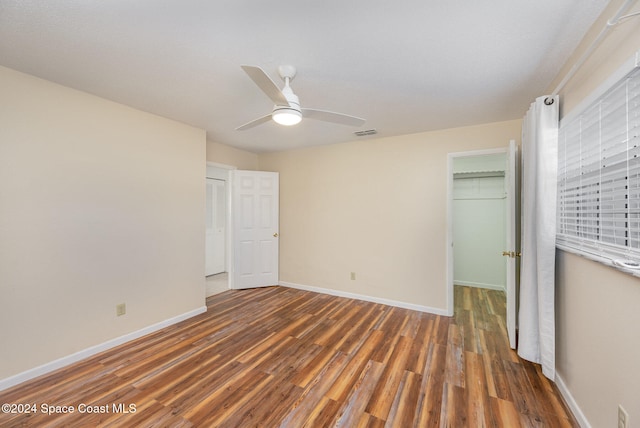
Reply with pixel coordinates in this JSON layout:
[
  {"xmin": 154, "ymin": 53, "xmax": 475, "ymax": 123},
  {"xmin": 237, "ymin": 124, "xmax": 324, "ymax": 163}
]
[
  {"xmin": 206, "ymin": 177, "xmax": 226, "ymax": 275},
  {"xmin": 447, "ymin": 142, "xmax": 518, "ymax": 348},
  {"xmin": 453, "ymin": 152, "xmax": 507, "ymax": 291},
  {"xmin": 205, "ymin": 163, "xmax": 233, "ymax": 296}
]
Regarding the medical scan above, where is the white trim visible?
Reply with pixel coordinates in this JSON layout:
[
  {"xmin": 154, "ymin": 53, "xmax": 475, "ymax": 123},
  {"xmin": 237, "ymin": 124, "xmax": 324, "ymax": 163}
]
[
  {"xmin": 560, "ymin": 48, "xmax": 640, "ymax": 124},
  {"xmin": 446, "ymin": 147, "xmax": 509, "ymax": 317},
  {"xmin": 206, "ymin": 161, "xmax": 237, "ymax": 170},
  {"xmin": 447, "ymin": 155, "xmax": 454, "ymax": 316},
  {"xmin": 279, "ymin": 281, "xmax": 448, "ymax": 316},
  {"xmin": 555, "ymin": 373, "xmax": 591, "ymax": 428},
  {"xmin": 449, "ymin": 148, "xmax": 508, "ymax": 157},
  {"xmin": 453, "ymin": 280, "xmax": 505, "ymax": 291},
  {"xmin": 0, "ymin": 306, "xmax": 207, "ymax": 392},
  {"xmin": 556, "ymin": 244, "xmax": 640, "ymax": 279}
]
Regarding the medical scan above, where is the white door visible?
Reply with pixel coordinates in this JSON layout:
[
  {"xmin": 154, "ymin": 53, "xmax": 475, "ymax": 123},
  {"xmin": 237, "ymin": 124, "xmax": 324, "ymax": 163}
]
[
  {"xmin": 230, "ymin": 170, "xmax": 279, "ymax": 289},
  {"xmin": 505, "ymin": 140, "xmax": 518, "ymax": 349},
  {"xmin": 205, "ymin": 178, "xmax": 226, "ymax": 276}
]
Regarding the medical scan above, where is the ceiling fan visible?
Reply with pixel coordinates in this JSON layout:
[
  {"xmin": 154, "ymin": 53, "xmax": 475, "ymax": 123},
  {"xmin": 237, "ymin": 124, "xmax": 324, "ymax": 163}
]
[{"xmin": 236, "ymin": 65, "xmax": 366, "ymax": 130}]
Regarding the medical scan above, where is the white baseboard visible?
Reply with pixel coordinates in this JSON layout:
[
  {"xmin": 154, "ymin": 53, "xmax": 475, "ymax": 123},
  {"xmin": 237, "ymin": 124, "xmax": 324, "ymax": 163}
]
[
  {"xmin": 454, "ymin": 280, "xmax": 505, "ymax": 291},
  {"xmin": 0, "ymin": 306, "xmax": 207, "ymax": 392},
  {"xmin": 279, "ymin": 281, "xmax": 448, "ymax": 316},
  {"xmin": 555, "ymin": 373, "xmax": 591, "ymax": 428}
]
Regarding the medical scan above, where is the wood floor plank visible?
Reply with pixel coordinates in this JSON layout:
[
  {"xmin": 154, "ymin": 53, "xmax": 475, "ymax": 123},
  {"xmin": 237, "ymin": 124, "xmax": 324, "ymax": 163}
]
[
  {"xmin": 503, "ymin": 359, "xmax": 543, "ymax": 417},
  {"xmin": 369, "ymin": 308, "xmax": 408, "ymax": 364},
  {"xmin": 365, "ymin": 335, "xmax": 413, "ymax": 419},
  {"xmin": 187, "ymin": 368, "xmax": 274, "ymax": 427},
  {"xmin": 414, "ymin": 342, "xmax": 447, "ymax": 427},
  {"xmin": 132, "ymin": 348, "xmax": 222, "ymax": 394},
  {"xmin": 278, "ymin": 352, "xmax": 349, "ymax": 428},
  {"xmin": 337, "ymin": 305, "xmax": 386, "ymax": 355},
  {"xmin": 405, "ymin": 315, "xmax": 434, "ymax": 375},
  {"xmin": 299, "ymin": 396, "xmax": 342, "ymax": 428},
  {"xmin": 289, "ymin": 346, "xmax": 341, "ymax": 388},
  {"xmin": 0, "ymin": 286, "xmax": 578, "ymax": 427},
  {"xmin": 464, "ymin": 350, "xmax": 492, "ymax": 427},
  {"xmin": 439, "ymin": 382, "xmax": 468, "ymax": 427},
  {"xmin": 358, "ymin": 413, "xmax": 386, "ymax": 428},
  {"xmin": 384, "ymin": 370, "xmax": 421, "ymax": 428},
  {"xmin": 433, "ymin": 314, "xmax": 451, "ymax": 346},
  {"xmin": 490, "ymin": 396, "xmax": 523, "ymax": 428},
  {"xmin": 444, "ymin": 323, "xmax": 465, "ymax": 388},
  {"xmin": 312, "ymin": 303, "xmax": 368, "ymax": 349},
  {"xmin": 331, "ymin": 359, "xmax": 385, "ymax": 427},
  {"xmin": 155, "ymin": 359, "xmax": 247, "ymax": 410},
  {"xmin": 325, "ymin": 330, "xmax": 385, "ymax": 403}
]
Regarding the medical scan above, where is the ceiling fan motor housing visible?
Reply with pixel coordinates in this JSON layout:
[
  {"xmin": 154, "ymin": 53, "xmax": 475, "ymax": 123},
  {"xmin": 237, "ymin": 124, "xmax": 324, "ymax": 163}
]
[
  {"xmin": 276, "ymin": 85, "xmax": 300, "ymax": 110},
  {"xmin": 271, "ymin": 84, "xmax": 302, "ymax": 125}
]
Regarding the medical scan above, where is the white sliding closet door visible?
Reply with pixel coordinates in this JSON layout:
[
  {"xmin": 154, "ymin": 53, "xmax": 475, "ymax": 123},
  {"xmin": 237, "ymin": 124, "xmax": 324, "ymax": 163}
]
[{"xmin": 205, "ymin": 178, "xmax": 226, "ymax": 276}]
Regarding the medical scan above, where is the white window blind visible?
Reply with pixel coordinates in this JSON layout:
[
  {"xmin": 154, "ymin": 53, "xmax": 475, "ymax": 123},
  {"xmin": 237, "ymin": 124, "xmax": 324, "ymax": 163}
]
[{"xmin": 557, "ymin": 66, "xmax": 640, "ymax": 262}]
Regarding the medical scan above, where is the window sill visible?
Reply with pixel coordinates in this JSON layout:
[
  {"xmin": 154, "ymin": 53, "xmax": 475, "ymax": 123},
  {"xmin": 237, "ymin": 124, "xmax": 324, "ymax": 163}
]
[{"xmin": 556, "ymin": 244, "xmax": 640, "ymax": 279}]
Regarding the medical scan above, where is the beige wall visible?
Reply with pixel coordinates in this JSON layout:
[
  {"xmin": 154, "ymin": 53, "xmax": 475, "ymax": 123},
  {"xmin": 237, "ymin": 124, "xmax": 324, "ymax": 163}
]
[
  {"xmin": 207, "ymin": 140, "xmax": 258, "ymax": 170},
  {"xmin": 0, "ymin": 66, "xmax": 206, "ymax": 381},
  {"xmin": 556, "ymin": 252, "xmax": 640, "ymax": 427},
  {"xmin": 551, "ymin": 1, "xmax": 640, "ymax": 426},
  {"xmin": 258, "ymin": 120, "xmax": 521, "ymax": 311}
]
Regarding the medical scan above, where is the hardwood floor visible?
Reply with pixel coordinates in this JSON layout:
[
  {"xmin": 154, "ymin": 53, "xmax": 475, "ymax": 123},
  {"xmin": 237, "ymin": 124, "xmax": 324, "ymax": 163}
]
[{"xmin": 0, "ymin": 286, "xmax": 577, "ymax": 427}]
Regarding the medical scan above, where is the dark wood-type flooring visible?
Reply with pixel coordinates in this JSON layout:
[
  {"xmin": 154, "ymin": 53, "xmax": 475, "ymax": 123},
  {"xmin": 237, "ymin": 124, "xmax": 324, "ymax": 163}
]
[{"xmin": 0, "ymin": 285, "xmax": 576, "ymax": 427}]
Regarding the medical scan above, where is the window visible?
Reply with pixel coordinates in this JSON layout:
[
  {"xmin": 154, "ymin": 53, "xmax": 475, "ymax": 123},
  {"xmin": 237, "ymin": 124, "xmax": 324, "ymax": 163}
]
[{"xmin": 557, "ymin": 66, "xmax": 640, "ymax": 264}]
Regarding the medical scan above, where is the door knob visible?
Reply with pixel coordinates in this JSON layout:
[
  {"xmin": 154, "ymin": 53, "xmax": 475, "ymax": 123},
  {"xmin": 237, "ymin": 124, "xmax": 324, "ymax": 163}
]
[
  {"xmin": 273, "ymin": 232, "xmax": 279, "ymax": 238},
  {"xmin": 502, "ymin": 251, "xmax": 510, "ymax": 257}
]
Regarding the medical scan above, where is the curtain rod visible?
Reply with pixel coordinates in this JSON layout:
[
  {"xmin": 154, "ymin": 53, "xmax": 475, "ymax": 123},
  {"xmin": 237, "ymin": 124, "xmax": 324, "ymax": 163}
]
[{"xmin": 551, "ymin": 0, "xmax": 638, "ymax": 96}]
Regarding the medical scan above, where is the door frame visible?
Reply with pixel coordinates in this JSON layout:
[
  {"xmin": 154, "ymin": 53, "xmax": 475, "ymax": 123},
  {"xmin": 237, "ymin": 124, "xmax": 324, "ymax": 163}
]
[
  {"xmin": 206, "ymin": 162, "xmax": 236, "ymax": 282},
  {"xmin": 446, "ymin": 147, "xmax": 510, "ymax": 316},
  {"xmin": 228, "ymin": 170, "xmax": 279, "ymax": 289}
]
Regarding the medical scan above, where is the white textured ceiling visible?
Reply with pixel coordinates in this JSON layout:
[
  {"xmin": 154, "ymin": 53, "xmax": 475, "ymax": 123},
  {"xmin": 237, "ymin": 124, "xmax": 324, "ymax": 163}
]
[{"xmin": 0, "ymin": 1, "xmax": 609, "ymax": 153}]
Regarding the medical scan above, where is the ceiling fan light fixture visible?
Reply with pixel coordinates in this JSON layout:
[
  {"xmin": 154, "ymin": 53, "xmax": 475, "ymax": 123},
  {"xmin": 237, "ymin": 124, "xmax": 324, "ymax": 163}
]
[
  {"xmin": 272, "ymin": 108, "xmax": 302, "ymax": 126},
  {"xmin": 236, "ymin": 65, "xmax": 365, "ymax": 131}
]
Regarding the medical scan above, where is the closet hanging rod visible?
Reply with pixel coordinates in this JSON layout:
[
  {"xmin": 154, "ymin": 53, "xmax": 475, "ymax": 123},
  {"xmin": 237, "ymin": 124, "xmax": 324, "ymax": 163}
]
[{"xmin": 551, "ymin": 0, "xmax": 639, "ymax": 96}]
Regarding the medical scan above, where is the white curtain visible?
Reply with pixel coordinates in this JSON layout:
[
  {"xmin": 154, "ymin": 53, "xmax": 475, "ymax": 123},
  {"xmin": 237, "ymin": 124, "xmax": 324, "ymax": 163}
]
[{"xmin": 519, "ymin": 95, "xmax": 559, "ymax": 380}]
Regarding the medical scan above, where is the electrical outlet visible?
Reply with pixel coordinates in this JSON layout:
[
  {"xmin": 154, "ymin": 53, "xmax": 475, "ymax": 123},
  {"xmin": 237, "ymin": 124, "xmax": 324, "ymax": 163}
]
[
  {"xmin": 618, "ymin": 405, "xmax": 629, "ymax": 428},
  {"xmin": 350, "ymin": 272, "xmax": 356, "ymax": 280},
  {"xmin": 116, "ymin": 303, "xmax": 126, "ymax": 317}
]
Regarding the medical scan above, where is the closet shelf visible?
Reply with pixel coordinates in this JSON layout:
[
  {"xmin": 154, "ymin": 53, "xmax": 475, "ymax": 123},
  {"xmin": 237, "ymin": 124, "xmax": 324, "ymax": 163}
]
[{"xmin": 453, "ymin": 170, "xmax": 505, "ymax": 179}]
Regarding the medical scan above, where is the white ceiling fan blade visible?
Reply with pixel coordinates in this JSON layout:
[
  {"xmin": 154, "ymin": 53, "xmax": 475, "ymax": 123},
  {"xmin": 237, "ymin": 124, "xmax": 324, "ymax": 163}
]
[
  {"xmin": 236, "ymin": 114, "xmax": 272, "ymax": 131},
  {"xmin": 302, "ymin": 108, "xmax": 366, "ymax": 127},
  {"xmin": 241, "ymin": 65, "xmax": 290, "ymax": 107}
]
